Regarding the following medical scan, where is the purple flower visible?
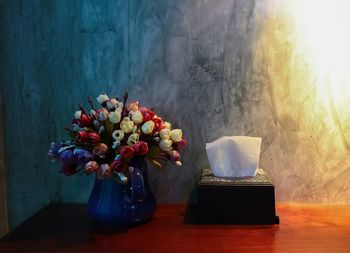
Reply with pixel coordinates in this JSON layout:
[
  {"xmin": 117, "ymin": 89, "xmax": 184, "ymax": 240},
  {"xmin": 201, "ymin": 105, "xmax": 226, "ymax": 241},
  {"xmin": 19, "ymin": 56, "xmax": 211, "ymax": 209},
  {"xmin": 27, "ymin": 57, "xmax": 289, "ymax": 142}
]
[
  {"xmin": 73, "ymin": 149, "xmax": 94, "ymax": 165},
  {"xmin": 48, "ymin": 142, "xmax": 63, "ymax": 160},
  {"xmin": 60, "ymin": 150, "xmax": 75, "ymax": 165}
]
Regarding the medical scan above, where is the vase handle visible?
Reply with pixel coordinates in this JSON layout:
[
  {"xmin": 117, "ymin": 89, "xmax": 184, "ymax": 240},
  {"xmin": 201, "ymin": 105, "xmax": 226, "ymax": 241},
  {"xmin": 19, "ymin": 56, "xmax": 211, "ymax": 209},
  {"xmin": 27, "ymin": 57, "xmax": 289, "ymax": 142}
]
[{"xmin": 127, "ymin": 166, "xmax": 145, "ymax": 203}]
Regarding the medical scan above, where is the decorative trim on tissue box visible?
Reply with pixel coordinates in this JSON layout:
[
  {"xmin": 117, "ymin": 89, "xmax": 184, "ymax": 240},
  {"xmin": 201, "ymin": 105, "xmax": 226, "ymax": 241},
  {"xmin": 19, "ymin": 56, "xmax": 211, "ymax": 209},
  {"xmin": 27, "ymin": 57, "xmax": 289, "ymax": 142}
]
[{"xmin": 184, "ymin": 168, "xmax": 279, "ymax": 225}]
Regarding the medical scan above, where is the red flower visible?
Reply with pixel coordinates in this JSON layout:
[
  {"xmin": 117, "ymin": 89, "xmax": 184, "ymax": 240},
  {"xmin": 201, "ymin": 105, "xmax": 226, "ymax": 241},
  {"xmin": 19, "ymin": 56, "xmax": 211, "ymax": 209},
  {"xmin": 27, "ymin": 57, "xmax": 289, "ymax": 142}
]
[
  {"xmin": 120, "ymin": 146, "xmax": 135, "ymax": 160},
  {"xmin": 168, "ymin": 150, "xmax": 180, "ymax": 161},
  {"xmin": 111, "ymin": 160, "xmax": 128, "ymax": 172},
  {"xmin": 133, "ymin": 141, "xmax": 149, "ymax": 156},
  {"xmin": 76, "ymin": 131, "xmax": 89, "ymax": 143},
  {"xmin": 88, "ymin": 132, "xmax": 100, "ymax": 145},
  {"xmin": 152, "ymin": 116, "xmax": 163, "ymax": 133},
  {"xmin": 79, "ymin": 112, "xmax": 92, "ymax": 127},
  {"xmin": 139, "ymin": 107, "xmax": 155, "ymax": 122}
]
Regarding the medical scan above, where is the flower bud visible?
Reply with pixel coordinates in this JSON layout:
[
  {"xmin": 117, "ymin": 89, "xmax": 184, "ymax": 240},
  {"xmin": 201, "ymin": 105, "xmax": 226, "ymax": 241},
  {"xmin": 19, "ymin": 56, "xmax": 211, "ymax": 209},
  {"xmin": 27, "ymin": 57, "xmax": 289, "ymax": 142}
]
[
  {"xmin": 127, "ymin": 133, "xmax": 139, "ymax": 146},
  {"xmin": 84, "ymin": 161, "xmax": 99, "ymax": 174},
  {"xmin": 112, "ymin": 130, "xmax": 124, "ymax": 141},
  {"xmin": 159, "ymin": 129, "xmax": 171, "ymax": 139},
  {"xmin": 97, "ymin": 94, "xmax": 109, "ymax": 104}
]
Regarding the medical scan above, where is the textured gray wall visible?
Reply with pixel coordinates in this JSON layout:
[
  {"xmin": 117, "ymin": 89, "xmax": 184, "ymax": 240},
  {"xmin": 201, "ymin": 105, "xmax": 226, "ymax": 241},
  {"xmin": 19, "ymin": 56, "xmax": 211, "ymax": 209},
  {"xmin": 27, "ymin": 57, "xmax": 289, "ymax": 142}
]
[{"xmin": 2, "ymin": 0, "xmax": 350, "ymax": 229}]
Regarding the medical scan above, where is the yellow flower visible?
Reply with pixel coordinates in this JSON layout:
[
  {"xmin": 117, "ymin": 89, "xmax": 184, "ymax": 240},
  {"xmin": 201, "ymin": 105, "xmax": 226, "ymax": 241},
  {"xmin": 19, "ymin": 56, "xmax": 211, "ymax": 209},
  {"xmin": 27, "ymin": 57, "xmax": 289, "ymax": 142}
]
[
  {"xmin": 120, "ymin": 117, "xmax": 134, "ymax": 133},
  {"xmin": 159, "ymin": 129, "xmax": 171, "ymax": 139},
  {"xmin": 127, "ymin": 133, "xmax": 139, "ymax": 146},
  {"xmin": 170, "ymin": 129, "xmax": 182, "ymax": 142},
  {"xmin": 159, "ymin": 139, "xmax": 172, "ymax": 151},
  {"xmin": 141, "ymin": 120, "xmax": 155, "ymax": 134},
  {"xmin": 131, "ymin": 110, "xmax": 143, "ymax": 124},
  {"xmin": 109, "ymin": 111, "xmax": 121, "ymax": 124}
]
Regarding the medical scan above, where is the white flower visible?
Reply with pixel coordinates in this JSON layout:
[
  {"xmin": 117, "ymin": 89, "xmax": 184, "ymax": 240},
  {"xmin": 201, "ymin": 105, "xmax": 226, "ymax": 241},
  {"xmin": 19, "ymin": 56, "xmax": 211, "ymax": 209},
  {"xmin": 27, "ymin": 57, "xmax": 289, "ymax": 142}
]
[
  {"xmin": 170, "ymin": 129, "xmax": 182, "ymax": 142},
  {"xmin": 74, "ymin": 110, "xmax": 82, "ymax": 119},
  {"xmin": 131, "ymin": 110, "xmax": 143, "ymax": 124},
  {"xmin": 120, "ymin": 117, "xmax": 134, "ymax": 133},
  {"xmin": 109, "ymin": 111, "xmax": 121, "ymax": 124},
  {"xmin": 127, "ymin": 133, "xmax": 139, "ymax": 146},
  {"xmin": 159, "ymin": 139, "xmax": 172, "ymax": 151},
  {"xmin": 159, "ymin": 129, "xmax": 171, "ymax": 139},
  {"xmin": 141, "ymin": 120, "xmax": 155, "ymax": 134},
  {"xmin": 97, "ymin": 94, "xmax": 109, "ymax": 104},
  {"xmin": 112, "ymin": 130, "xmax": 124, "ymax": 141}
]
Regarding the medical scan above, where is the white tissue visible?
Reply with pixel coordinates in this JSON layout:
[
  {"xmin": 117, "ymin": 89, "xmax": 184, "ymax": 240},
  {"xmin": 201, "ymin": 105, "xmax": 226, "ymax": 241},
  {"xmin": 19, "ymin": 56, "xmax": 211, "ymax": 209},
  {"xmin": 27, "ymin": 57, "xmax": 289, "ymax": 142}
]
[{"xmin": 205, "ymin": 136, "xmax": 262, "ymax": 178}]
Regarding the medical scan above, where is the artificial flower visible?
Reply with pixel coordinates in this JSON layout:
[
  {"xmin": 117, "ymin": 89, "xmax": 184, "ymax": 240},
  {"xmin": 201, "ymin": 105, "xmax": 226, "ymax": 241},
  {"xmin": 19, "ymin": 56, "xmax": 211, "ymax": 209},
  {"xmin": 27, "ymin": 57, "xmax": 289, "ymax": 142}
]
[
  {"xmin": 84, "ymin": 161, "xmax": 99, "ymax": 174},
  {"xmin": 127, "ymin": 101, "xmax": 139, "ymax": 112},
  {"xmin": 120, "ymin": 146, "xmax": 135, "ymax": 160},
  {"xmin": 152, "ymin": 116, "xmax": 163, "ymax": 133},
  {"xmin": 74, "ymin": 111, "xmax": 82, "ymax": 119},
  {"xmin": 97, "ymin": 164, "xmax": 111, "ymax": 179},
  {"xmin": 107, "ymin": 98, "xmax": 121, "ymax": 111},
  {"xmin": 60, "ymin": 150, "xmax": 75, "ymax": 165},
  {"xmin": 163, "ymin": 122, "xmax": 171, "ymax": 130},
  {"xmin": 97, "ymin": 108, "xmax": 109, "ymax": 121},
  {"xmin": 48, "ymin": 142, "xmax": 63, "ymax": 160},
  {"xmin": 167, "ymin": 150, "xmax": 180, "ymax": 162},
  {"xmin": 97, "ymin": 94, "xmax": 109, "ymax": 104},
  {"xmin": 170, "ymin": 129, "xmax": 183, "ymax": 142},
  {"xmin": 76, "ymin": 131, "xmax": 89, "ymax": 143},
  {"xmin": 127, "ymin": 133, "xmax": 139, "ymax": 146},
  {"xmin": 159, "ymin": 139, "xmax": 172, "ymax": 151},
  {"xmin": 88, "ymin": 132, "xmax": 100, "ymax": 145},
  {"xmin": 93, "ymin": 143, "xmax": 108, "ymax": 158},
  {"xmin": 120, "ymin": 117, "xmax": 134, "ymax": 133},
  {"xmin": 159, "ymin": 129, "xmax": 171, "ymax": 139},
  {"xmin": 139, "ymin": 107, "xmax": 155, "ymax": 122},
  {"xmin": 73, "ymin": 148, "xmax": 93, "ymax": 164},
  {"xmin": 130, "ymin": 110, "xmax": 143, "ymax": 124},
  {"xmin": 109, "ymin": 111, "xmax": 121, "ymax": 124},
  {"xmin": 112, "ymin": 130, "xmax": 124, "ymax": 141},
  {"xmin": 175, "ymin": 161, "xmax": 182, "ymax": 167},
  {"xmin": 133, "ymin": 141, "xmax": 149, "ymax": 156},
  {"xmin": 141, "ymin": 120, "xmax": 155, "ymax": 134},
  {"xmin": 173, "ymin": 138, "xmax": 187, "ymax": 151},
  {"xmin": 111, "ymin": 160, "xmax": 127, "ymax": 172}
]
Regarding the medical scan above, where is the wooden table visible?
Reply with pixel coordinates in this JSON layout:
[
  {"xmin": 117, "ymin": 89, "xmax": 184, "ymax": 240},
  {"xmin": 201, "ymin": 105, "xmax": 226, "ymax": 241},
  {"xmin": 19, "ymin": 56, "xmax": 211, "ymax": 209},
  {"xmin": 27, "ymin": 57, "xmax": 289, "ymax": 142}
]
[{"xmin": 1, "ymin": 204, "xmax": 350, "ymax": 253}]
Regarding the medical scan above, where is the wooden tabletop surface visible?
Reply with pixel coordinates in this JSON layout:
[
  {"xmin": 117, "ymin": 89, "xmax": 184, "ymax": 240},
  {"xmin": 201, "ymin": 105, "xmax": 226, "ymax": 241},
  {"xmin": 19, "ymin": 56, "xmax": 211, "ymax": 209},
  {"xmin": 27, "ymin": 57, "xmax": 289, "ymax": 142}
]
[{"xmin": 1, "ymin": 203, "xmax": 350, "ymax": 253}]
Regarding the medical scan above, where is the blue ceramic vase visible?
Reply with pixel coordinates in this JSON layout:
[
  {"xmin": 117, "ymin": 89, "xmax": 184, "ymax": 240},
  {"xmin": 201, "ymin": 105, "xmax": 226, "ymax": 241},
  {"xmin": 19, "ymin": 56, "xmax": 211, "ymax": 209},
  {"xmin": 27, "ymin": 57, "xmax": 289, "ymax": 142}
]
[{"xmin": 87, "ymin": 157, "xmax": 156, "ymax": 227}]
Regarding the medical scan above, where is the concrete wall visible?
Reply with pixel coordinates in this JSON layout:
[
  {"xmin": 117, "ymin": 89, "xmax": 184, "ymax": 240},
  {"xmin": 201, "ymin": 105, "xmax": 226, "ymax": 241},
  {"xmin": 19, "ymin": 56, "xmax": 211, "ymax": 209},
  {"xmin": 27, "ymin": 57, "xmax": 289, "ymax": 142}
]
[{"xmin": 2, "ymin": 0, "xmax": 350, "ymax": 229}]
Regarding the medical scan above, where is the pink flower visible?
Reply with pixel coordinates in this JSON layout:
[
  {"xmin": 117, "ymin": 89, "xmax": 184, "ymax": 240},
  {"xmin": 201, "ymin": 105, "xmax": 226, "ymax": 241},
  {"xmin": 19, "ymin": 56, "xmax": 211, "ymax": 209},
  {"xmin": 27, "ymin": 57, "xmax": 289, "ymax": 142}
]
[
  {"xmin": 139, "ymin": 107, "xmax": 155, "ymax": 122},
  {"xmin": 84, "ymin": 161, "xmax": 99, "ymax": 174},
  {"xmin": 173, "ymin": 138, "xmax": 187, "ymax": 151},
  {"xmin": 111, "ymin": 160, "xmax": 128, "ymax": 172},
  {"xmin": 88, "ymin": 132, "xmax": 100, "ymax": 145},
  {"xmin": 93, "ymin": 143, "xmax": 108, "ymax": 158},
  {"xmin": 120, "ymin": 146, "xmax": 135, "ymax": 160},
  {"xmin": 127, "ymin": 101, "xmax": 139, "ymax": 112},
  {"xmin": 168, "ymin": 150, "xmax": 180, "ymax": 161},
  {"xmin": 133, "ymin": 141, "xmax": 149, "ymax": 156}
]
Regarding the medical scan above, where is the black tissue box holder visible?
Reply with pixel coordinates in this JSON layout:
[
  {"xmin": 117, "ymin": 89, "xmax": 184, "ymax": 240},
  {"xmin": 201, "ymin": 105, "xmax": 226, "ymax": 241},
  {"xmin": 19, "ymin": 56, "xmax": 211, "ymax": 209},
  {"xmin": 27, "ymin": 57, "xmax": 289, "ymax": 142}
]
[{"xmin": 184, "ymin": 168, "xmax": 279, "ymax": 225}]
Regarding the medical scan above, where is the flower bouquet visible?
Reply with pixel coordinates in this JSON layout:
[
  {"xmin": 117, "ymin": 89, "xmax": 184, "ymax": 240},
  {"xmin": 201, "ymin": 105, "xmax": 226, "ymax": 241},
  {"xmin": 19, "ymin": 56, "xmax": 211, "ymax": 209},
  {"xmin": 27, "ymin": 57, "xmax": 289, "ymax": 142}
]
[{"xmin": 48, "ymin": 92, "xmax": 186, "ymax": 184}]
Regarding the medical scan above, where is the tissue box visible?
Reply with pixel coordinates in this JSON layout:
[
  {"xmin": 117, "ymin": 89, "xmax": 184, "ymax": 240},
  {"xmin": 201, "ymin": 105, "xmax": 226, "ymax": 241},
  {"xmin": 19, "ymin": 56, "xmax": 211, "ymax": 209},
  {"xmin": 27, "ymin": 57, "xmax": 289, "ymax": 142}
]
[{"xmin": 184, "ymin": 168, "xmax": 279, "ymax": 225}]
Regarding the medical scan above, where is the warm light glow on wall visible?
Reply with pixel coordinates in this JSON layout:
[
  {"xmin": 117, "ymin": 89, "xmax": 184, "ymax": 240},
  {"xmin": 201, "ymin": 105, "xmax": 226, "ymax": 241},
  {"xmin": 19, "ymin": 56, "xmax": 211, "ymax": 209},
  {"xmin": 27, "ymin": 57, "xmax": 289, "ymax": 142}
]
[
  {"xmin": 255, "ymin": 0, "xmax": 350, "ymax": 150},
  {"xmin": 290, "ymin": 0, "xmax": 350, "ymax": 108}
]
